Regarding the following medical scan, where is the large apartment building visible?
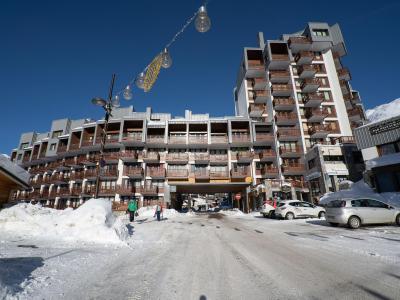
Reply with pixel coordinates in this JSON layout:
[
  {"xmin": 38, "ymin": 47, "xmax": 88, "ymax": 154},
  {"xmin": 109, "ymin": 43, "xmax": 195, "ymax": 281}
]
[
  {"xmin": 9, "ymin": 22, "xmax": 366, "ymax": 210},
  {"xmin": 234, "ymin": 22, "xmax": 366, "ymax": 201}
]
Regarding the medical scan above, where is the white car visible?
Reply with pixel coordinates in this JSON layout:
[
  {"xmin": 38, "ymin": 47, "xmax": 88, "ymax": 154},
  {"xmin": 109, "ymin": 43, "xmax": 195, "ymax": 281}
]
[
  {"xmin": 260, "ymin": 202, "xmax": 276, "ymax": 218},
  {"xmin": 275, "ymin": 200, "xmax": 326, "ymax": 220}
]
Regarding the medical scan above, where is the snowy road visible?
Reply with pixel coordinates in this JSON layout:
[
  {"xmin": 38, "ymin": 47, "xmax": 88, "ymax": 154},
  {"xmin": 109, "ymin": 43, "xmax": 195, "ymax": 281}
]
[{"xmin": 2, "ymin": 212, "xmax": 400, "ymax": 299}]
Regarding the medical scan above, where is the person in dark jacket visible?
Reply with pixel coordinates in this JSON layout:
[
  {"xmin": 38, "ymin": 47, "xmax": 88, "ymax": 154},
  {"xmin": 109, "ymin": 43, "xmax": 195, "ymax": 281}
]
[
  {"xmin": 154, "ymin": 202, "xmax": 163, "ymax": 221},
  {"xmin": 127, "ymin": 199, "xmax": 138, "ymax": 222}
]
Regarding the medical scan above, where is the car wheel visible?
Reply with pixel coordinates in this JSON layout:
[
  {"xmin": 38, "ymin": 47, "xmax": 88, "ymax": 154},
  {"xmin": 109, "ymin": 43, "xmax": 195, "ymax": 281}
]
[
  {"xmin": 285, "ymin": 212, "xmax": 295, "ymax": 220},
  {"xmin": 318, "ymin": 211, "xmax": 326, "ymax": 219},
  {"xmin": 396, "ymin": 214, "xmax": 400, "ymax": 226},
  {"xmin": 329, "ymin": 222, "xmax": 339, "ymax": 227},
  {"xmin": 348, "ymin": 216, "xmax": 361, "ymax": 229},
  {"xmin": 268, "ymin": 211, "xmax": 274, "ymax": 218}
]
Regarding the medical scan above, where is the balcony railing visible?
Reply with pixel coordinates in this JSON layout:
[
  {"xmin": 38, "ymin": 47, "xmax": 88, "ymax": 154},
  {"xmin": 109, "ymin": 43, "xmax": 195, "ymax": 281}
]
[
  {"xmin": 147, "ymin": 168, "xmax": 166, "ymax": 177},
  {"xmin": 84, "ymin": 169, "xmax": 98, "ymax": 178},
  {"xmin": 81, "ymin": 138, "xmax": 95, "ymax": 147},
  {"xmin": 57, "ymin": 145, "xmax": 68, "ymax": 153},
  {"xmin": 103, "ymin": 152, "xmax": 120, "ymax": 160},
  {"xmin": 120, "ymin": 151, "xmax": 139, "ymax": 160},
  {"xmin": 168, "ymin": 135, "xmax": 187, "ymax": 144},
  {"xmin": 337, "ymin": 68, "xmax": 351, "ymax": 81},
  {"xmin": 260, "ymin": 166, "xmax": 279, "ymax": 175},
  {"xmin": 305, "ymin": 108, "xmax": 329, "ymax": 120},
  {"xmin": 231, "ymin": 134, "xmax": 250, "ymax": 143},
  {"xmin": 303, "ymin": 93, "xmax": 325, "ymax": 107},
  {"xmin": 100, "ymin": 169, "xmax": 118, "ymax": 177},
  {"xmin": 167, "ymin": 169, "xmax": 188, "ymax": 178},
  {"xmin": 166, "ymin": 153, "xmax": 189, "ymax": 162},
  {"xmin": 271, "ymin": 84, "xmax": 292, "ymax": 95},
  {"xmin": 57, "ymin": 187, "xmax": 71, "ymax": 197},
  {"xmin": 98, "ymin": 187, "xmax": 117, "ymax": 195},
  {"xmin": 143, "ymin": 152, "xmax": 160, "ymax": 161},
  {"xmin": 146, "ymin": 135, "xmax": 165, "ymax": 143},
  {"xmin": 123, "ymin": 167, "xmax": 143, "ymax": 177},
  {"xmin": 230, "ymin": 168, "xmax": 251, "ymax": 178},
  {"xmin": 71, "ymin": 187, "xmax": 82, "ymax": 196},
  {"xmin": 116, "ymin": 185, "xmax": 135, "ymax": 195},
  {"xmin": 288, "ymin": 36, "xmax": 312, "ymax": 45},
  {"xmin": 269, "ymin": 70, "xmax": 290, "ymax": 81},
  {"xmin": 255, "ymin": 133, "xmax": 274, "ymax": 142},
  {"xmin": 141, "ymin": 185, "xmax": 159, "ymax": 194},
  {"xmin": 270, "ymin": 54, "xmax": 290, "ymax": 61},
  {"xmin": 301, "ymin": 78, "xmax": 320, "ymax": 91},
  {"xmin": 282, "ymin": 163, "xmax": 305, "ymax": 173},
  {"xmin": 298, "ymin": 64, "xmax": 317, "ymax": 78},
  {"xmin": 275, "ymin": 112, "xmax": 298, "ymax": 123},
  {"xmin": 210, "ymin": 170, "xmax": 229, "ymax": 178},
  {"xmin": 210, "ymin": 154, "xmax": 228, "ymax": 163},
  {"xmin": 247, "ymin": 60, "xmax": 264, "ymax": 70},
  {"xmin": 122, "ymin": 132, "xmax": 142, "ymax": 142},
  {"xmin": 83, "ymin": 186, "xmax": 96, "ymax": 195},
  {"xmin": 278, "ymin": 128, "xmax": 301, "ymax": 139},
  {"xmin": 280, "ymin": 146, "xmax": 303, "ymax": 155},
  {"xmin": 258, "ymin": 149, "xmax": 276, "ymax": 160},
  {"xmin": 339, "ymin": 136, "xmax": 356, "ymax": 144},
  {"xmin": 194, "ymin": 169, "xmax": 210, "ymax": 178},
  {"xmin": 274, "ymin": 98, "xmax": 295, "ymax": 109},
  {"xmin": 71, "ymin": 172, "xmax": 84, "ymax": 181},
  {"xmin": 69, "ymin": 143, "xmax": 80, "ymax": 150},
  {"xmin": 236, "ymin": 151, "xmax": 254, "ymax": 161},
  {"xmin": 210, "ymin": 135, "xmax": 228, "ymax": 144},
  {"xmin": 95, "ymin": 133, "xmax": 120, "ymax": 144},
  {"xmin": 189, "ymin": 135, "xmax": 208, "ymax": 144},
  {"xmin": 294, "ymin": 51, "xmax": 314, "ymax": 64},
  {"xmin": 251, "ymin": 77, "xmax": 268, "ymax": 90},
  {"xmin": 194, "ymin": 153, "xmax": 210, "ymax": 161},
  {"xmin": 248, "ymin": 104, "xmax": 266, "ymax": 116}
]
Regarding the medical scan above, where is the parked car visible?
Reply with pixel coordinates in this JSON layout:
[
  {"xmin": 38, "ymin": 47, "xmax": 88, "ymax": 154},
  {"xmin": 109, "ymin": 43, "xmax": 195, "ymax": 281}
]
[
  {"xmin": 275, "ymin": 200, "xmax": 326, "ymax": 220},
  {"xmin": 260, "ymin": 202, "xmax": 276, "ymax": 218},
  {"xmin": 325, "ymin": 198, "xmax": 400, "ymax": 229}
]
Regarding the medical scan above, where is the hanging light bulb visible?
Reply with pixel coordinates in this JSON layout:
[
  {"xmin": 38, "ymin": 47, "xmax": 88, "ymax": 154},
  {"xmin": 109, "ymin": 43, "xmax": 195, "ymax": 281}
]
[
  {"xmin": 161, "ymin": 48, "xmax": 172, "ymax": 69},
  {"xmin": 111, "ymin": 95, "xmax": 120, "ymax": 107},
  {"xmin": 195, "ymin": 6, "xmax": 211, "ymax": 33},
  {"xmin": 123, "ymin": 85, "xmax": 133, "ymax": 100},
  {"xmin": 135, "ymin": 72, "xmax": 145, "ymax": 89}
]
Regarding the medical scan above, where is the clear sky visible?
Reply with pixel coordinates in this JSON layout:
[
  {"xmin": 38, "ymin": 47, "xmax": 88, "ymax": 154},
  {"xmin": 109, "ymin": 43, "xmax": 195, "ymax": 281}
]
[{"xmin": 1, "ymin": 0, "xmax": 399, "ymax": 154}]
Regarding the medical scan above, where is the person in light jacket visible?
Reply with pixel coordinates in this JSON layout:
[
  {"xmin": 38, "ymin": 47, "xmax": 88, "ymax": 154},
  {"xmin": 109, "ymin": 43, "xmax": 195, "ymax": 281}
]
[{"xmin": 154, "ymin": 202, "xmax": 163, "ymax": 221}]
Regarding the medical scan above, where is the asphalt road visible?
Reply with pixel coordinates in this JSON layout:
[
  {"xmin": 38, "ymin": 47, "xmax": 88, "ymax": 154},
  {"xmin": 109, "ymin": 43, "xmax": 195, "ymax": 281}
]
[{"xmin": 64, "ymin": 213, "xmax": 400, "ymax": 300}]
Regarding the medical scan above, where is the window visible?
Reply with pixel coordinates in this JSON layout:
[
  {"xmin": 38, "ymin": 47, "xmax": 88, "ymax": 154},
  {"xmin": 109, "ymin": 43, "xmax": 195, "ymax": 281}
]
[
  {"xmin": 308, "ymin": 158, "xmax": 317, "ymax": 169},
  {"xmin": 300, "ymin": 202, "xmax": 313, "ymax": 208},
  {"xmin": 312, "ymin": 29, "xmax": 329, "ymax": 37},
  {"xmin": 19, "ymin": 142, "xmax": 29, "ymax": 150},
  {"xmin": 49, "ymin": 143, "xmax": 57, "ymax": 151},
  {"xmin": 52, "ymin": 130, "xmax": 63, "ymax": 139},
  {"xmin": 17, "ymin": 153, "xmax": 22, "ymax": 160},
  {"xmin": 289, "ymin": 202, "xmax": 299, "ymax": 207},
  {"xmin": 378, "ymin": 143, "xmax": 398, "ymax": 156},
  {"xmin": 366, "ymin": 199, "xmax": 388, "ymax": 208},
  {"xmin": 323, "ymin": 91, "xmax": 331, "ymax": 101}
]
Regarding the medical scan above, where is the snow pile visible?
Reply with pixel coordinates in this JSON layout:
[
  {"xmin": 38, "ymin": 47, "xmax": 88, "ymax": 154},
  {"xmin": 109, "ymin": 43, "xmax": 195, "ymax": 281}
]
[
  {"xmin": 366, "ymin": 98, "xmax": 400, "ymax": 123},
  {"xmin": 137, "ymin": 205, "xmax": 180, "ymax": 218},
  {"xmin": 0, "ymin": 199, "xmax": 129, "ymax": 244},
  {"xmin": 221, "ymin": 209, "xmax": 244, "ymax": 217},
  {"xmin": 320, "ymin": 180, "xmax": 400, "ymax": 207},
  {"xmin": 0, "ymin": 282, "xmax": 9, "ymax": 300}
]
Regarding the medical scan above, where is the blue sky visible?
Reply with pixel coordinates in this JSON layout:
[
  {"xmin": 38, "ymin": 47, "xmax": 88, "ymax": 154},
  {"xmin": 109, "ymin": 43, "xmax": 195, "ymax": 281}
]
[{"xmin": 1, "ymin": 0, "xmax": 399, "ymax": 154}]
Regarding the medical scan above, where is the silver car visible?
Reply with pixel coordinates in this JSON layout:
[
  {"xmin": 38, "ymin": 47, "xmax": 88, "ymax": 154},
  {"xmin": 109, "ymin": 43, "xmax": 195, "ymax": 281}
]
[{"xmin": 325, "ymin": 198, "xmax": 400, "ymax": 229}]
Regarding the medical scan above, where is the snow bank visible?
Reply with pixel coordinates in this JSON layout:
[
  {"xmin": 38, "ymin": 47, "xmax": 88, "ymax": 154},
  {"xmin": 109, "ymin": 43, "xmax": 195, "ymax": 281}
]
[
  {"xmin": 366, "ymin": 98, "xmax": 400, "ymax": 123},
  {"xmin": 320, "ymin": 180, "xmax": 400, "ymax": 207},
  {"xmin": 137, "ymin": 205, "xmax": 180, "ymax": 218},
  {"xmin": 0, "ymin": 199, "xmax": 129, "ymax": 244},
  {"xmin": 220, "ymin": 209, "xmax": 244, "ymax": 217}
]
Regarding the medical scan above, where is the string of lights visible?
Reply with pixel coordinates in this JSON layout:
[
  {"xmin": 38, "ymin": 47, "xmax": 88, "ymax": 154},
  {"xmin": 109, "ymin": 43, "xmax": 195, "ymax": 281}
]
[{"xmin": 109, "ymin": 3, "xmax": 212, "ymax": 107}]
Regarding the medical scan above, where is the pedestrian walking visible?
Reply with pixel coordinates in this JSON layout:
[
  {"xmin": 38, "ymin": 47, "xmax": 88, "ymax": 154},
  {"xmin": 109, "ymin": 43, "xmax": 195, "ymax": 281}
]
[
  {"xmin": 154, "ymin": 202, "xmax": 163, "ymax": 221},
  {"xmin": 127, "ymin": 198, "xmax": 138, "ymax": 222}
]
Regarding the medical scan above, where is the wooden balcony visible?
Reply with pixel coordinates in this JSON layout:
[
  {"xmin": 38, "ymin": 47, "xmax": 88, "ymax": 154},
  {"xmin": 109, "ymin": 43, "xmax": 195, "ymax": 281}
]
[
  {"xmin": 298, "ymin": 64, "xmax": 317, "ymax": 79},
  {"xmin": 81, "ymin": 139, "xmax": 95, "ymax": 147},
  {"xmin": 273, "ymin": 98, "xmax": 295, "ymax": 110},
  {"xmin": 236, "ymin": 151, "xmax": 254, "ymax": 162},
  {"xmin": 84, "ymin": 169, "xmax": 98, "ymax": 178},
  {"xmin": 95, "ymin": 134, "xmax": 120, "ymax": 144},
  {"xmin": 280, "ymin": 146, "xmax": 303, "ymax": 157},
  {"xmin": 251, "ymin": 77, "xmax": 268, "ymax": 90},
  {"xmin": 50, "ymin": 174, "xmax": 70, "ymax": 184},
  {"xmin": 69, "ymin": 143, "xmax": 80, "ymax": 151},
  {"xmin": 189, "ymin": 135, "xmax": 208, "ymax": 144},
  {"xmin": 271, "ymin": 84, "xmax": 292, "ymax": 97},
  {"xmin": 308, "ymin": 124, "xmax": 331, "ymax": 138},
  {"xmin": 146, "ymin": 135, "xmax": 165, "ymax": 144},
  {"xmin": 123, "ymin": 167, "xmax": 144, "ymax": 178},
  {"xmin": 103, "ymin": 152, "xmax": 120, "ymax": 161},
  {"xmin": 168, "ymin": 136, "xmax": 187, "ymax": 144},
  {"xmin": 303, "ymin": 93, "xmax": 324, "ymax": 107},
  {"xmin": 100, "ymin": 168, "xmax": 118, "ymax": 178},
  {"xmin": 147, "ymin": 168, "xmax": 166, "ymax": 178},
  {"xmin": 57, "ymin": 144, "xmax": 68, "ymax": 154},
  {"xmin": 277, "ymin": 128, "xmax": 301, "ymax": 141},
  {"xmin": 141, "ymin": 185, "xmax": 159, "ymax": 195},
  {"xmin": 209, "ymin": 154, "xmax": 228, "ymax": 164},
  {"xmin": 122, "ymin": 132, "xmax": 143, "ymax": 143},
  {"xmin": 294, "ymin": 51, "xmax": 313, "ymax": 65},
  {"xmin": 210, "ymin": 170, "xmax": 229, "ymax": 179},
  {"xmin": 254, "ymin": 132, "xmax": 275, "ymax": 144},
  {"xmin": 165, "ymin": 153, "xmax": 189, "ymax": 163},
  {"xmin": 57, "ymin": 187, "xmax": 71, "ymax": 198},
  {"xmin": 71, "ymin": 187, "xmax": 83, "ymax": 196},
  {"xmin": 339, "ymin": 136, "xmax": 356, "ymax": 144},
  {"xmin": 253, "ymin": 90, "xmax": 270, "ymax": 103},
  {"xmin": 269, "ymin": 70, "xmax": 290, "ymax": 83},
  {"xmin": 120, "ymin": 151, "xmax": 139, "ymax": 161},
  {"xmin": 337, "ymin": 68, "xmax": 351, "ymax": 81},
  {"xmin": 260, "ymin": 166, "xmax": 279, "ymax": 176},
  {"xmin": 70, "ymin": 172, "xmax": 85, "ymax": 181},
  {"xmin": 275, "ymin": 112, "xmax": 298, "ymax": 125},
  {"xmin": 194, "ymin": 153, "xmax": 210, "ymax": 163},
  {"xmin": 347, "ymin": 107, "xmax": 363, "ymax": 121},
  {"xmin": 210, "ymin": 134, "xmax": 228, "ymax": 144},
  {"xmin": 230, "ymin": 168, "xmax": 251, "ymax": 178},
  {"xmin": 194, "ymin": 169, "xmax": 210, "ymax": 180},
  {"xmin": 143, "ymin": 152, "xmax": 160, "ymax": 162},
  {"xmin": 288, "ymin": 36, "xmax": 312, "ymax": 52},
  {"xmin": 98, "ymin": 187, "xmax": 117, "ymax": 196},
  {"xmin": 83, "ymin": 186, "xmax": 96, "ymax": 195},
  {"xmin": 116, "ymin": 185, "xmax": 135, "ymax": 195},
  {"xmin": 282, "ymin": 163, "xmax": 305, "ymax": 174},
  {"xmin": 301, "ymin": 78, "xmax": 320, "ymax": 93},
  {"xmin": 305, "ymin": 108, "xmax": 329, "ymax": 122},
  {"xmin": 167, "ymin": 169, "xmax": 188, "ymax": 179},
  {"xmin": 248, "ymin": 104, "xmax": 266, "ymax": 117},
  {"xmin": 258, "ymin": 149, "xmax": 276, "ymax": 161},
  {"xmin": 246, "ymin": 60, "xmax": 265, "ymax": 78},
  {"xmin": 231, "ymin": 134, "xmax": 251, "ymax": 144}
]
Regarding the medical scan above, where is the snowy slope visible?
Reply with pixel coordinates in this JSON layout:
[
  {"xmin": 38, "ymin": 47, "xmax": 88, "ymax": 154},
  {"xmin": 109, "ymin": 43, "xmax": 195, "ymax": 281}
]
[{"xmin": 366, "ymin": 98, "xmax": 400, "ymax": 123}]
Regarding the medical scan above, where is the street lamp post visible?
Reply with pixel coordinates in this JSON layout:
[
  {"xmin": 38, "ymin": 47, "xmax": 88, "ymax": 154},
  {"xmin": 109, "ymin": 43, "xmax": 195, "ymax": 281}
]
[{"xmin": 91, "ymin": 74, "xmax": 116, "ymax": 199}]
